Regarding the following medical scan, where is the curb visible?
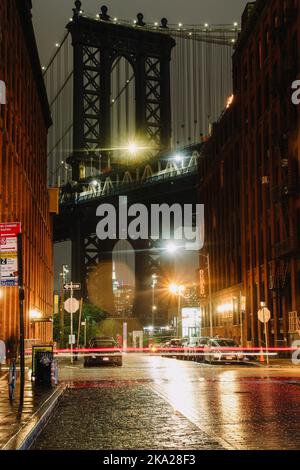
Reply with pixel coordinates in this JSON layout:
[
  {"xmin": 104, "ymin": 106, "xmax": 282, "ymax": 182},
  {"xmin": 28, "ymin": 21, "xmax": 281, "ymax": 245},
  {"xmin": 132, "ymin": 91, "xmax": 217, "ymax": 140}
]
[{"xmin": 2, "ymin": 384, "xmax": 67, "ymax": 450}]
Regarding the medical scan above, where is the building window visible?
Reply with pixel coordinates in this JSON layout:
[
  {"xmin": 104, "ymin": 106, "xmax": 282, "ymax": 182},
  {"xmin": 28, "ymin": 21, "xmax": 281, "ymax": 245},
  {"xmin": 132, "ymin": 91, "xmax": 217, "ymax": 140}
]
[
  {"xmin": 250, "ymin": 52, "xmax": 254, "ymax": 81},
  {"xmin": 265, "ymin": 75, "xmax": 270, "ymax": 110},
  {"xmin": 257, "ymin": 40, "xmax": 262, "ymax": 70},
  {"xmin": 297, "ymin": 209, "xmax": 300, "ymax": 246},
  {"xmin": 292, "ymin": 31, "xmax": 299, "ymax": 71},
  {"xmin": 243, "ymin": 63, "xmax": 248, "ymax": 91},
  {"xmin": 257, "ymin": 86, "xmax": 262, "ymax": 118},
  {"xmin": 264, "ymin": 28, "xmax": 270, "ymax": 60}
]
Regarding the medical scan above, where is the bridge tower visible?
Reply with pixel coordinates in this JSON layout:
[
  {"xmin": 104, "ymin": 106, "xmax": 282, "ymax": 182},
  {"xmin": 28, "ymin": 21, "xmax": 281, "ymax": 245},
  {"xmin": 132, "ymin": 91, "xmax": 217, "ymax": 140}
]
[
  {"xmin": 63, "ymin": 2, "xmax": 179, "ymax": 324},
  {"xmin": 68, "ymin": 2, "xmax": 175, "ymax": 181}
]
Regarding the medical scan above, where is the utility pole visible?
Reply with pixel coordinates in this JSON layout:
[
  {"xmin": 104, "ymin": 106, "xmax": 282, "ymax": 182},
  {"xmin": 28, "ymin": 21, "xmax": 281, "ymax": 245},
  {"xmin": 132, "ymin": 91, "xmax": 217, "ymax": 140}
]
[
  {"xmin": 76, "ymin": 298, "xmax": 83, "ymax": 350},
  {"xmin": 177, "ymin": 293, "xmax": 182, "ymax": 337},
  {"xmin": 59, "ymin": 264, "xmax": 69, "ymax": 347},
  {"xmin": 70, "ymin": 283, "xmax": 74, "ymax": 364}
]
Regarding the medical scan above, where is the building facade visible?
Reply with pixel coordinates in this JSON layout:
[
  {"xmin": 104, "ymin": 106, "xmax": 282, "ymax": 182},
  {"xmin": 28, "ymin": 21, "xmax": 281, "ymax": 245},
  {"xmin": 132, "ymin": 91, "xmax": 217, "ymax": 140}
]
[
  {"xmin": 200, "ymin": 0, "xmax": 300, "ymax": 346},
  {"xmin": 0, "ymin": 0, "xmax": 53, "ymax": 346}
]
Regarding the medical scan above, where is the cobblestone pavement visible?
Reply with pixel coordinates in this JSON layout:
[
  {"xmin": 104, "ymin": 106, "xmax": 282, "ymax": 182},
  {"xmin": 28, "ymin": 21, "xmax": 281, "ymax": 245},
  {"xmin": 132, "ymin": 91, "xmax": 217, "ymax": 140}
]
[
  {"xmin": 31, "ymin": 386, "xmax": 223, "ymax": 450},
  {"xmin": 30, "ymin": 354, "xmax": 300, "ymax": 450},
  {"xmin": 0, "ymin": 367, "xmax": 52, "ymax": 449}
]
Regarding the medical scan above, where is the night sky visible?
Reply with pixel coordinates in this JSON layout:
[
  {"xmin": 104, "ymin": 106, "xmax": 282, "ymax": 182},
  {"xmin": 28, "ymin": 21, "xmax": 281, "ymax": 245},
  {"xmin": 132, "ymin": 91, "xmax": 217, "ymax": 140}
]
[
  {"xmin": 31, "ymin": 0, "xmax": 249, "ymax": 290},
  {"xmin": 32, "ymin": 0, "xmax": 249, "ymax": 65}
]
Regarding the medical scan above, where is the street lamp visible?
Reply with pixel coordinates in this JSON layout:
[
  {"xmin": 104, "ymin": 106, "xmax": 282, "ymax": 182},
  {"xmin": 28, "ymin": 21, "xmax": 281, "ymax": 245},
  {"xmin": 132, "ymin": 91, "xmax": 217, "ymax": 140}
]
[
  {"xmin": 199, "ymin": 253, "xmax": 213, "ymax": 337},
  {"xmin": 127, "ymin": 142, "xmax": 138, "ymax": 155},
  {"xmin": 81, "ymin": 320, "xmax": 87, "ymax": 347},
  {"xmin": 165, "ymin": 243, "xmax": 179, "ymax": 254},
  {"xmin": 29, "ymin": 309, "xmax": 43, "ymax": 328},
  {"xmin": 59, "ymin": 264, "xmax": 69, "ymax": 346},
  {"xmin": 168, "ymin": 283, "xmax": 185, "ymax": 337}
]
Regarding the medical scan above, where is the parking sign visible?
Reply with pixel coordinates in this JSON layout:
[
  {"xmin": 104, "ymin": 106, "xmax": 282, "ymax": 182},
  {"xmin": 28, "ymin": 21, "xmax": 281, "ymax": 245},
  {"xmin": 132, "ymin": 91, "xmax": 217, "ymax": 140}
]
[{"xmin": 0, "ymin": 223, "xmax": 21, "ymax": 287}]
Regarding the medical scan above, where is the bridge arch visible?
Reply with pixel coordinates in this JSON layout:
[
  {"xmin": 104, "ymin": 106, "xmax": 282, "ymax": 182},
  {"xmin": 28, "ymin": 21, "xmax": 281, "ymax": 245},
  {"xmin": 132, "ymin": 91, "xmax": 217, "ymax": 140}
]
[
  {"xmin": 67, "ymin": 8, "xmax": 175, "ymax": 180},
  {"xmin": 110, "ymin": 55, "xmax": 136, "ymax": 164}
]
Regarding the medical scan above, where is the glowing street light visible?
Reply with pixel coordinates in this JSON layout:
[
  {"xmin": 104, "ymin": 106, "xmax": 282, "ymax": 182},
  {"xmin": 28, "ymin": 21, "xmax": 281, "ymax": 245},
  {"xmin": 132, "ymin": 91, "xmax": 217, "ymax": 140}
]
[
  {"xmin": 168, "ymin": 284, "xmax": 185, "ymax": 295},
  {"xmin": 226, "ymin": 94, "xmax": 234, "ymax": 108},
  {"xmin": 166, "ymin": 243, "xmax": 179, "ymax": 254},
  {"xmin": 30, "ymin": 309, "xmax": 42, "ymax": 321},
  {"xmin": 173, "ymin": 154, "xmax": 183, "ymax": 163},
  {"xmin": 127, "ymin": 143, "xmax": 138, "ymax": 155},
  {"xmin": 169, "ymin": 283, "xmax": 178, "ymax": 294}
]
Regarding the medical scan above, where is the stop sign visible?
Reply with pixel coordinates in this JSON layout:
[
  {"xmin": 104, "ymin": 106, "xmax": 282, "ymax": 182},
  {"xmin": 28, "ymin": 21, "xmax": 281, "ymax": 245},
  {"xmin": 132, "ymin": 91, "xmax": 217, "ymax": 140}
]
[
  {"xmin": 64, "ymin": 297, "xmax": 80, "ymax": 314},
  {"xmin": 258, "ymin": 308, "xmax": 271, "ymax": 324}
]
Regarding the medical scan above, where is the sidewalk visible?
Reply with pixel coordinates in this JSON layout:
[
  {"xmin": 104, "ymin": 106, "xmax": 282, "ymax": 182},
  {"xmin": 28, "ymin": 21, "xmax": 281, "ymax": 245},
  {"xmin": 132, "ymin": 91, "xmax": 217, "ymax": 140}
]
[
  {"xmin": 0, "ymin": 367, "xmax": 60, "ymax": 449},
  {"xmin": 256, "ymin": 358, "xmax": 300, "ymax": 368}
]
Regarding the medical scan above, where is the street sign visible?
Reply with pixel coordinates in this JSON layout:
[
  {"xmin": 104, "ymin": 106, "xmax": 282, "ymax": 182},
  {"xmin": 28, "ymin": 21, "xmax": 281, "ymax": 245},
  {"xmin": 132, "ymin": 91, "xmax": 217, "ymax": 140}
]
[
  {"xmin": 0, "ymin": 222, "xmax": 21, "ymax": 287},
  {"xmin": 0, "ymin": 80, "xmax": 6, "ymax": 105},
  {"xmin": 69, "ymin": 334, "xmax": 76, "ymax": 345},
  {"xmin": 258, "ymin": 308, "xmax": 271, "ymax": 324},
  {"xmin": 64, "ymin": 283, "xmax": 81, "ymax": 291},
  {"xmin": 64, "ymin": 297, "xmax": 80, "ymax": 314},
  {"xmin": 0, "ymin": 340, "xmax": 6, "ymax": 365}
]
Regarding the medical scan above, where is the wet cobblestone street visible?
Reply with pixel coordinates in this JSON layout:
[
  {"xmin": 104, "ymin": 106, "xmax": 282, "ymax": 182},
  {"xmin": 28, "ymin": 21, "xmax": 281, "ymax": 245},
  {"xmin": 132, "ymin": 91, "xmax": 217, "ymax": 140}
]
[
  {"xmin": 32, "ymin": 385, "xmax": 223, "ymax": 450},
  {"xmin": 30, "ymin": 355, "xmax": 300, "ymax": 450}
]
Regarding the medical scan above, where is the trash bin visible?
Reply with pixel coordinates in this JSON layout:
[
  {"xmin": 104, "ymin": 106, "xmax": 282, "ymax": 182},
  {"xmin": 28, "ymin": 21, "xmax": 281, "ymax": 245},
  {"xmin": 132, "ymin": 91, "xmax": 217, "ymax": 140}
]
[{"xmin": 35, "ymin": 350, "xmax": 53, "ymax": 385}]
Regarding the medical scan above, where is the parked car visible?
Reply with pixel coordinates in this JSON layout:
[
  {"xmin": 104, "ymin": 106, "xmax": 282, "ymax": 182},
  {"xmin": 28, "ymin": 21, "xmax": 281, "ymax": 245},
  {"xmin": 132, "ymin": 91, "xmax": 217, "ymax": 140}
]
[
  {"xmin": 161, "ymin": 338, "xmax": 189, "ymax": 358},
  {"xmin": 204, "ymin": 338, "xmax": 245, "ymax": 364},
  {"xmin": 178, "ymin": 337, "xmax": 211, "ymax": 362},
  {"xmin": 84, "ymin": 337, "xmax": 122, "ymax": 367}
]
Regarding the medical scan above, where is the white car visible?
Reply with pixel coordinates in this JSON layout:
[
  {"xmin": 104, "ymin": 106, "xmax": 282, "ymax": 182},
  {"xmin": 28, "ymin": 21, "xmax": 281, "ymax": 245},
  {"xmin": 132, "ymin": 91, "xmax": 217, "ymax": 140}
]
[{"xmin": 204, "ymin": 338, "xmax": 245, "ymax": 364}]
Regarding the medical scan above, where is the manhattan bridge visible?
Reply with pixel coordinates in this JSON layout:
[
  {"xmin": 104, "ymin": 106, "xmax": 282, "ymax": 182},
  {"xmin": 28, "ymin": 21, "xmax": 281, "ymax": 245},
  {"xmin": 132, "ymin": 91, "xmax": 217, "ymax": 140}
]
[{"xmin": 45, "ymin": 2, "xmax": 239, "ymax": 324}]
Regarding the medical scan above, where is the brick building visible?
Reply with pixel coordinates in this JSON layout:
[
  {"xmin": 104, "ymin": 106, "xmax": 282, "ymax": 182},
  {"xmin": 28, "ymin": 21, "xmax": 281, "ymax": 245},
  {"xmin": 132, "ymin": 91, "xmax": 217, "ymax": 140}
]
[
  {"xmin": 199, "ymin": 0, "xmax": 300, "ymax": 346},
  {"xmin": 0, "ymin": 0, "xmax": 53, "ymax": 345}
]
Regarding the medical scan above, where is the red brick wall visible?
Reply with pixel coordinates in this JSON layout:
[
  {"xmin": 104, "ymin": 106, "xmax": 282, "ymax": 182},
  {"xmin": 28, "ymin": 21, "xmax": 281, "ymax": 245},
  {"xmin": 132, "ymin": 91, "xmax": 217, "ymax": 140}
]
[
  {"xmin": 199, "ymin": 0, "xmax": 300, "ymax": 346},
  {"xmin": 0, "ymin": 0, "xmax": 53, "ymax": 344}
]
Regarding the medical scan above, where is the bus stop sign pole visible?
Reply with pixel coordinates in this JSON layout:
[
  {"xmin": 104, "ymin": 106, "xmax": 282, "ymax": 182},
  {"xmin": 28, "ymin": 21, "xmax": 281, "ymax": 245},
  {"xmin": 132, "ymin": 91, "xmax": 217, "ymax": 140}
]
[{"xmin": 17, "ymin": 233, "xmax": 25, "ymax": 411}]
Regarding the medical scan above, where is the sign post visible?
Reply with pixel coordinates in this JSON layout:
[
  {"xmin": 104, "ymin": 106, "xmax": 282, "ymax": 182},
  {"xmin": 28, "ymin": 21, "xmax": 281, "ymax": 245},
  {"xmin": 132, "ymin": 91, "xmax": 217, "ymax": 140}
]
[
  {"xmin": 258, "ymin": 307, "xmax": 271, "ymax": 365},
  {"xmin": 123, "ymin": 322, "xmax": 127, "ymax": 351},
  {"xmin": 240, "ymin": 294, "xmax": 246, "ymax": 346},
  {"xmin": 0, "ymin": 222, "xmax": 24, "ymax": 409},
  {"xmin": 17, "ymin": 233, "xmax": 25, "ymax": 410},
  {"xmin": 64, "ymin": 284, "xmax": 80, "ymax": 363}
]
